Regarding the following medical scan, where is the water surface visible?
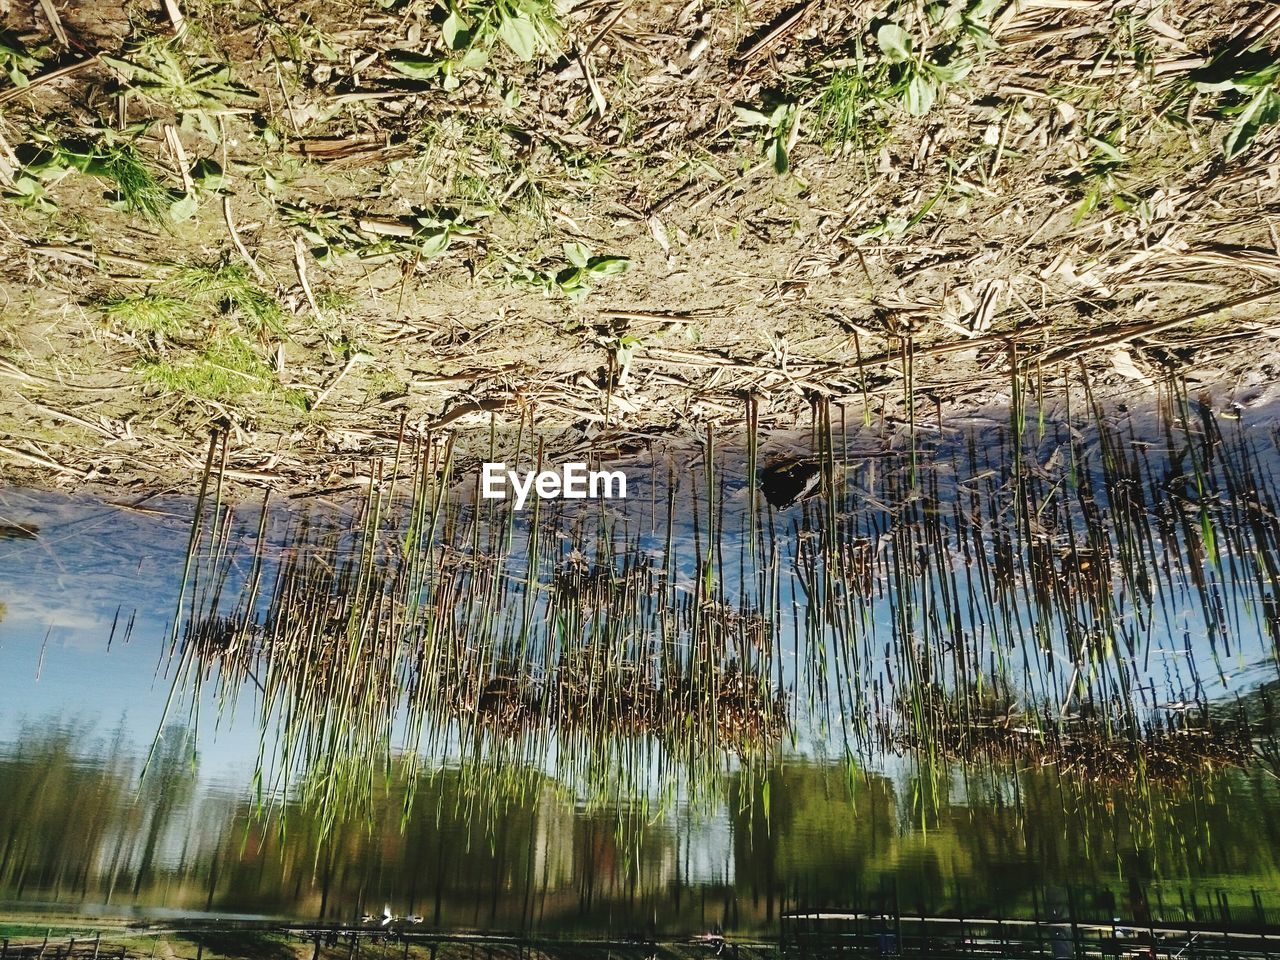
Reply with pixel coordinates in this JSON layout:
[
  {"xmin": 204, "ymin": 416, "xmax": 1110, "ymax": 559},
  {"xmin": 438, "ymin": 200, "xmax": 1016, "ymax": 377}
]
[{"xmin": 3, "ymin": 395, "xmax": 1280, "ymax": 937}]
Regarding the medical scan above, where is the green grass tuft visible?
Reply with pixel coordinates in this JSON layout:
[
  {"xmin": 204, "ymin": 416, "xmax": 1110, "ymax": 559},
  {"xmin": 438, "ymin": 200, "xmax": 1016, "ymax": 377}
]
[
  {"xmin": 19, "ymin": 135, "xmax": 173, "ymax": 221},
  {"xmin": 816, "ymin": 65, "xmax": 890, "ymax": 150},
  {"xmin": 99, "ymin": 293, "xmax": 198, "ymax": 335},
  {"xmin": 171, "ymin": 263, "xmax": 285, "ymax": 334},
  {"xmin": 138, "ymin": 335, "xmax": 275, "ymax": 401},
  {"xmin": 95, "ymin": 142, "xmax": 172, "ymax": 221}
]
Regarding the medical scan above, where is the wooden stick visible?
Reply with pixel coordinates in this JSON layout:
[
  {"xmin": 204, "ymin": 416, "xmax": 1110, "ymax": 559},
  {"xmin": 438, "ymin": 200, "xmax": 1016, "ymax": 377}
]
[
  {"xmin": 731, "ymin": 0, "xmax": 814, "ymax": 68},
  {"xmin": 165, "ymin": 125, "xmax": 194, "ymax": 192},
  {"xmin": 0, "ymin": 443, "xmax": 86, "ymax": 477},
  {"xmin": 582, "ymin": 3, "xmax": 628, "ymax": 59},
  {"xmin": 38, "ymin": 0, "xmax": 69, "ymax": 48},
  {"xmin": 30, "ymin": 243, "xmax": 175, "ymax": 274},
  {"xmin": 162, "ymin": 0, "xmax": 186, "ymax": 36},
  {"xmin": 0, "ymin": 127, "xmax": 17, "ymax": 186},
  {"xmin": 293, "ymin": 234, "xmax": 327, "ymax": 324},
  {"xmin": 223, "ymin": 196, "xmax": 269, "ymax": 284},
  {"xmin": 0, "ymin": 55, "xmax": 100, "ymax": 106},
  {"xmin": 0, "ymin": 357, "xmax": 43, "ymax": 383},
  {"xmin": 311, "ymin": 353, "xmax": 363, "ymax": 411},
  {"xmin": 1034, "ymin": 286, "xmax": 1280, "ymax": 366}
]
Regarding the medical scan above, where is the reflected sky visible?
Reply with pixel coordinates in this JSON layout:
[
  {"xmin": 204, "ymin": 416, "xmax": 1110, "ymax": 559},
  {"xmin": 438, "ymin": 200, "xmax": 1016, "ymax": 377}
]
[{"xmin": 0, "ymin": 491, "xmax": 261, "ymax": 784}]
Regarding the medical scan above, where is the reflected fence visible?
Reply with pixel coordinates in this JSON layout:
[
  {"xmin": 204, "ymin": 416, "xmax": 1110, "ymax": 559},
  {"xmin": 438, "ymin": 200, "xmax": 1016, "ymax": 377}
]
[
  {"xmin": 781, "ymin": 881, "xmax": 1280, "ymax": 958},
  {"xmin": 6, "ymin": 899, "xmax": 1280, "ymax": 960}
]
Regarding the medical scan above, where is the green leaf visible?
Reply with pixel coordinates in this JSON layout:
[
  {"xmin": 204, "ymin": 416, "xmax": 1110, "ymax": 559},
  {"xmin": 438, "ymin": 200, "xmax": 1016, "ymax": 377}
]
[
  {"xmin": 929, "ymin": 0, "xmax": 962, "ymax": 32},
  {"xmin": 555, "ymin": 266, "xmax": 588, "ymax": 299},
  {"xmin": 967, "ymin": 0, "xmax": 1002, "ymax": 22},
  {"xmin": 25, "ymin": 156, "xmax": 69, "ymax": 179},
  {"xmin": 585, "ymin": 255, "xmax": 629, "ymax": 277},
  {"xmin": 99, "ymin": 54, "xmax": 137, "ymax": 81},
  {"xmin": 1235, "ymin": 62, "xmax": 1280, "ymax": 88},
  {"xmin": 906, "ymin": 181, "xmax": 947, "ymax": 228},
  {"xmin": 876, "ymin": 23, "xmax": 913, "ymax": 63},
  {"xmin": 734, "ymin": 104, "xmax": 772, "ymax": 126},
  {"xmin": 414, "ymin": 230, "xmax": 451, "ymax": 257},
  {"xmin": 263, "ymin": 169, "xmax": 286, "ymax": 195},
  {"xmin": 1225, "ymin": 86, "xmax": 1280, "ymax": 160},
  {"xmin": 8, "ymin": 175, "xmax": 55, "ymax": 211},
  {"xmin": 497, "ymin": 14, "xmax": 540, "ymax": 61},
  {"xmin": 169, "ymin": 192, "xmax": 198, "ymax": 223},
  {"xmin": 1194, "ymin": 77, "xmax": 1240, "ymax": 94},
  {"xmin": 926, "ymin": 58, "xmax": 972, "ymax": 84},
  {"xmin": 1192, "ymin": 55, "xmax": 1280, "ymax": 93},
  {"xmin": 387, "ymin": 51, "xmax": 442, "ymax": 80},
  {"xmin": 442, "ymin": 10, "xmax": 471, "ymax": 51},
  {"xmin": 857, "ymin": 215, "xmax": 908, "ymax": 242},
  {"xmin": 1086, "ymin": 136, "xmax": 1127, "ymax": 166},
  {"xmin": 614, "ymin": 334, "xmax": 641, "ymax": 372},
  {"xmin": 563, "ymin": 240, "xmax": 591, "ymax": 268},
  {"xmin": 459, "ymin": 47, "xmax": 490, "ymax": 70},
  {"xmin": 903, "ymin": 72, "xmax": 936, "ymax": 115},
  {"xmin": 1073, "ymin": 180, "xmax": 1102, "ymax": 225},
  {"xmin": 768, "ymin": 136, "xmax": 789, "ymax": 174},
  {"xmin": 190, "ymin": 157, "xmax": 224, "ymax": 191}
]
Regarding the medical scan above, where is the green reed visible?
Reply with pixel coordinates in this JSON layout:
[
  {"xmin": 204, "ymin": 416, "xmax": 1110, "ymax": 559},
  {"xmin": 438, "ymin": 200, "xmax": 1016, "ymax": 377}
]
[{"xmin": 155, "ymin": 374, "xmax": 1280, "ymax": 845}]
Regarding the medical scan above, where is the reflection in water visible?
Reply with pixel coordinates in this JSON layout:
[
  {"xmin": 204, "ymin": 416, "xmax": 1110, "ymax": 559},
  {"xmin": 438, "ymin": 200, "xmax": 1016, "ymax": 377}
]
[
  {"xmin": 2, "ymin": 391, "xmax": 1280, "ymax": 934},
  {"xmin": 2, "ymin": 722, "xmax": 1279, "ymax": 932}
]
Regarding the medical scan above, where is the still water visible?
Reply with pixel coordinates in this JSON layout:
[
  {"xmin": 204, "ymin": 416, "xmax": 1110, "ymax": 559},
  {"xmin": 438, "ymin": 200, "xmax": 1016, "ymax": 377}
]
[{"xmin": 2, "ymin": 396, "xmax": 1279, "ymax": 937}]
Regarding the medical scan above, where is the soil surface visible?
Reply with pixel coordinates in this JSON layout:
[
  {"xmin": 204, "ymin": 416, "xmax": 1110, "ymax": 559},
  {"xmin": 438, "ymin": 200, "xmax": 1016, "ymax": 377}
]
[{"xmin": 2, "ymin": 0, "xmax": 1280, "ymax": 493}]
